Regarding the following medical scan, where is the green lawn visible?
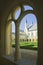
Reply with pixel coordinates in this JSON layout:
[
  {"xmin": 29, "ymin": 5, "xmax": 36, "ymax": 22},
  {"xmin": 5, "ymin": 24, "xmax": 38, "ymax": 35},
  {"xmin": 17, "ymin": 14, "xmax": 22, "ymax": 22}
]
[{"xmin": 12, "ymin": 41, "xmax": 38, "ymax": 50}]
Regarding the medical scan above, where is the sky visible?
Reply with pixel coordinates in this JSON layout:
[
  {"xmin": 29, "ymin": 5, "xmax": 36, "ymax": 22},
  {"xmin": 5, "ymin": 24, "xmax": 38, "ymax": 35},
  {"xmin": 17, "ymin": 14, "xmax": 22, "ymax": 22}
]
[{"xmin": 12, "ymin": 5, "xmax": 37, "ymax": 33}]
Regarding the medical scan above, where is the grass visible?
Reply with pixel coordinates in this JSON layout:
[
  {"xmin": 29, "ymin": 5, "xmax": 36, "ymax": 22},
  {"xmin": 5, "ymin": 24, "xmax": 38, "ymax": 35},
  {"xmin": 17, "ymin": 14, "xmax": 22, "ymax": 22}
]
[{"xmin": 12, "ymin": 41, "xmax": 38, "ymax": 50}]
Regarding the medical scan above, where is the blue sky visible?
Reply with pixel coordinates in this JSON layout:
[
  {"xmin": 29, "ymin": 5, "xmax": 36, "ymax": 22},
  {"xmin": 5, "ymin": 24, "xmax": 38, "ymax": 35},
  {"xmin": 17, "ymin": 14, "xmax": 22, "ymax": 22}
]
[{"xmin": 12, "ymin": 5, "xmax": 37, "ymax": 33}]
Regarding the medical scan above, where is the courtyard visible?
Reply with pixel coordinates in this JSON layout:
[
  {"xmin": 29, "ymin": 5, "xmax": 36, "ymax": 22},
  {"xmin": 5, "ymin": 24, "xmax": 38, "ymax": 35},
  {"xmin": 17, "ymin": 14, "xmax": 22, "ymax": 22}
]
[{"xmin": 12, "ymin": 41, "xmax": 38, "ymax": 50}]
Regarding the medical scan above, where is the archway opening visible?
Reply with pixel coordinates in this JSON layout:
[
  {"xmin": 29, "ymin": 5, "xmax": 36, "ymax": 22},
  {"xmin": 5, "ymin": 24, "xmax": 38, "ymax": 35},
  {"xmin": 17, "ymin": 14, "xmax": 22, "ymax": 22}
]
[
  {"xmin": 11, "ymin": 21, "xmax": 15, "ymax": 48},
  {"xmin": 20, "ymin": 13, "xmax": 38, "ymax": 49},
  {"xmin": 5, "ymin": 4, "xmax": 38, "ymax": 64},
  {"xmin": 19, "ymin": 13, "xmax": 38, "ymax": 63}
]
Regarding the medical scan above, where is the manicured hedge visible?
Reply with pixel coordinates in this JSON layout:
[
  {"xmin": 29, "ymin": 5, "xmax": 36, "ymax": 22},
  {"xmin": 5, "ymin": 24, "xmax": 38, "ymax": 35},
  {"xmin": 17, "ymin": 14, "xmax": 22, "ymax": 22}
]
[
  {"xmin": 12, "ymin": 41, "xmax": 38, "ymax": 50},
  {"xmin": 12, "ymin": 44, "xmax": 38, "ymax": 50}
]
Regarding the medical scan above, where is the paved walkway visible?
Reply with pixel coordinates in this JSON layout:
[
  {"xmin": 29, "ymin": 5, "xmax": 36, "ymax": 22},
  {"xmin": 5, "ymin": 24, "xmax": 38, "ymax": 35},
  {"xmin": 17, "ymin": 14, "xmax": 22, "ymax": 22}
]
[
  {"xmin": 14, "ymin": 48, "xmax": 37, "ymax": 65},
  {"xmin": 4, "ymin": 48, "xmax": 37, "ymax": 65},
  {"xmin": 12, "ymin": 48, "xmax": 37, "ymax": 60}
]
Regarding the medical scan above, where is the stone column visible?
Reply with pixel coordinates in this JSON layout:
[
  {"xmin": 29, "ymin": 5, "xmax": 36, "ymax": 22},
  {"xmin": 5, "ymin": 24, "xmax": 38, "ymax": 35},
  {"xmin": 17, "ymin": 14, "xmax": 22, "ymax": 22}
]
[
  {"xmin": 5, "ymin": 22, "xmax": 12, "ymax": 55},
  {"xmin": 14, "ymin": 22, "xmax": 21, "ymax": 61}
]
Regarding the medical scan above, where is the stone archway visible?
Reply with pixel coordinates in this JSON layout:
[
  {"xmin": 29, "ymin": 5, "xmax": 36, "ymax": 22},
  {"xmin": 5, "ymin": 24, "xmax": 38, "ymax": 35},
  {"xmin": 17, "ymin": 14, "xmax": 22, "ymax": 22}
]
[
  {"xmin": 0, "ymin": 1, "xmax": 39, "ymax": 64},
  {"xmin": 8, "ymin": 5, "xmax": 37, "ymax": 61},
  {"xmin": 0, "ymin": 0, "xmax": 43, "ymax": 65}
]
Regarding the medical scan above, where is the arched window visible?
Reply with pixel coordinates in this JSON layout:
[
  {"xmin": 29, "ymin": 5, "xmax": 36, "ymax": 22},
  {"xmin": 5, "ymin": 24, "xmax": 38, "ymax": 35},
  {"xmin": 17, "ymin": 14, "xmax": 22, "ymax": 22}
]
[
  {"xmin": 23, "ymin": 5, "xmax": 33, "ymax": 11},
  {"xmin": 12, "ymin": 7, "xmax": 21, "ymax": 20}
]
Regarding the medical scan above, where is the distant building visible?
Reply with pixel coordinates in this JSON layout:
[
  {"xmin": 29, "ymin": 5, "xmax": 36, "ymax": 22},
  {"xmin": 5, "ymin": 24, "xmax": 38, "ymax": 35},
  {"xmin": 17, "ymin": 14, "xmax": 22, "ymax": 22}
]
[
  {"xmin": 27, "ymin": 23, "xmax": 38, "ymax": 42},
  {"xmin": 12, "ymin": 22, "xmax": 38, "ymax": 42},
  {"xmin": 19, "ymin": 22, "xmax": 38, "ymax": 42}
]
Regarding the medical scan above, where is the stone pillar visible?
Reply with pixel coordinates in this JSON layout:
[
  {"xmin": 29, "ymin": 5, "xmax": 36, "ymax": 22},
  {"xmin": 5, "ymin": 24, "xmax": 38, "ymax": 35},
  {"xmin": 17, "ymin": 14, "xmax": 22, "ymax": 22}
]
[
  {"xmin": 37, "ymin": 13, "xmax": 43, "ymax": 65},
  {"xmin": 5, "ymin": 22, "xmax": 12, "ymax": 55},
  {"xmin": 37, "ymin": 2, "xmax": 43, "ymax": 65},
  {"xmin": 14, "ymin": 22, "xmax": 21, "ymax": 61}
]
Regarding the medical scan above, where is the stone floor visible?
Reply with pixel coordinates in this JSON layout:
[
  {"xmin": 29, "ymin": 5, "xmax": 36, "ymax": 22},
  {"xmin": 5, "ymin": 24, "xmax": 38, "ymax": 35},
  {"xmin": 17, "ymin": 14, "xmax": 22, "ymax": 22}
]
[{"xmin": 4, "ymin": 48, "xmax": 37, "ymax": 65}]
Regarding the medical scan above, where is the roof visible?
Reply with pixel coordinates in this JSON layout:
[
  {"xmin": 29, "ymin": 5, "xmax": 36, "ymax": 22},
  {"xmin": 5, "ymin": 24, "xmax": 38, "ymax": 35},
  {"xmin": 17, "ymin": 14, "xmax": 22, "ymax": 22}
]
[{"xmin": 29, "ymin": 23, "xmax": 37, "ymax": 31}]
